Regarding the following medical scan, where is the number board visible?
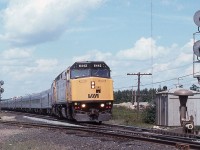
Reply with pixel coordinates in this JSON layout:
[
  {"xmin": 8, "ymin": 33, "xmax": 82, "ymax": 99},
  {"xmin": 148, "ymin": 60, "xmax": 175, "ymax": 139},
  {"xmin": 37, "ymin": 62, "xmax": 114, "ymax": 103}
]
[
  {"xmin": 92, "ymin": 63, "xmax": 109, "ymax": 69},
  {"xmin": 70, "ymin": 61, "xmax": 109, "ymax": 69}
]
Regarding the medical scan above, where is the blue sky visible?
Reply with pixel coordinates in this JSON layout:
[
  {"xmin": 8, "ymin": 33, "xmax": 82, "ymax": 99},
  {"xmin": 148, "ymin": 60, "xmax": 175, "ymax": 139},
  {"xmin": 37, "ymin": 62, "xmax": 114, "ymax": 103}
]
[{"xmin": 0, "ymin": 0, "xmax": 199, "ymax": 98}]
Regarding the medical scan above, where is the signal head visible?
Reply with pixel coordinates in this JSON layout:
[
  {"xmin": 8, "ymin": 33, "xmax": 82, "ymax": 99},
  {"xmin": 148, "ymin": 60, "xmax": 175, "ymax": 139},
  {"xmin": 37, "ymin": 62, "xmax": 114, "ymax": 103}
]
[
  {"xmin": 194, "ymin": 10, "xmax": 200, "ymax": 27},
  {"xmin": 193, "ymin": 40, "xmax": 200, "ymax": 57},
  {"xmin": 0, "ymin": 80, "xmax": 4, "ymax": 85},
  {"xmin": 0, "ymin": 88, "xmax": 4, "ymax": 93}
]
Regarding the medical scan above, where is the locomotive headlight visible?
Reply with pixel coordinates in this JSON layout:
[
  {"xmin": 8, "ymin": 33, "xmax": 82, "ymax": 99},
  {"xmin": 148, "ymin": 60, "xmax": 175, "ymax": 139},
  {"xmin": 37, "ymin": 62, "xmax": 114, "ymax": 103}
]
[
  {"xmin": 81, "ymin": 104, "xmax": 86, "ymax": 108},
  {"xmin": 100, "ymin": 103, "xmax": 105, "ymax": 107}
]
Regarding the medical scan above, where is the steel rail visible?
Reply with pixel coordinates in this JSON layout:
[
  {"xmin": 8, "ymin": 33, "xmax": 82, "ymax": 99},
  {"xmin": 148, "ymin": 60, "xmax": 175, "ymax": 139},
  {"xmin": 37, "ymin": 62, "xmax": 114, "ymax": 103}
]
[{"xmin": 0, "ymin": 120, "xmax": 200, "ymax": 149}]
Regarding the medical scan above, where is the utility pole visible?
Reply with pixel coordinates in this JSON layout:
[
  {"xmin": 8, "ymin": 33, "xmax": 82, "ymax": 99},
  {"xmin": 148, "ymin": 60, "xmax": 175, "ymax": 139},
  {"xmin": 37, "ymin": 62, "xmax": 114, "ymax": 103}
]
[
  {"xmin": 131, "ymin": 87, "xmax": 134, "ymax": 105},
  {"xmin": 127, "ymin": 72, "xmax": 152, "ymax": 120},
  {"xmin": 131, "ymin": 87, "xmax": 137, "ymax": 105}
]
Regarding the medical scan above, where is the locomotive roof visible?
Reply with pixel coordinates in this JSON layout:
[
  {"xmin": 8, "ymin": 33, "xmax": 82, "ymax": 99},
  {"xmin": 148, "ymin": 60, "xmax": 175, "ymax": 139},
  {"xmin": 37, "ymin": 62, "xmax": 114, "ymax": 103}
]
[
  {"xmin": 70, "ymin": 61, "xmax": 110, "ymax": 69},
  {"xmin": 54, "ymin": 61, "xmax": 110, "ymax": 81}
]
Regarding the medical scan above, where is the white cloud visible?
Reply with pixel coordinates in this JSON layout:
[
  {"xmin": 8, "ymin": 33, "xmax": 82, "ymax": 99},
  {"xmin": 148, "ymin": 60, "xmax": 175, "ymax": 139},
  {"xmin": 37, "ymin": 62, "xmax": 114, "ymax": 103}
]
[
  {"xmin": 11, "ymin": 58, "xmax": 58, "ymax": 80},
  {"xmin": 72, "ymin": 38, "xmax": 193, "ymax": 74},
  {"xmin": 1, "ymin": 59, "xmax": 58, "ymax": 81},
  {"xmin": 180, "ymin": 39, "xmax": 193, "ymax": 53},
  {"xmin": 184, "ymin": 65, "xmax": 193, "ymax": 75},
  {"xmin": 2, "ymin": 48, "xmax": 33, "ymax": 59},
  {"xmin": 73, "ymin": 50, "xmax": 112, "ymax": 62},
  {"xmin": 152, "ymin": 63, "xmax": 170, "ymax": 73},
  {"xmin": 26, "ymin": 59, "xmax": 58, "ymax": 73},
  {"xmin": 174, "ymin": 52, "xmax": 193, "ymax": 65},
  {"xmin": 171, "ymin": 40, "xmax": 193, "ymax": 66},
  {"xmin": 0, "ymin": 0, "xmax": 104, "ymax": 45},
  {"xmin": 0, "ymin": 47, "xmax": 58, "ymax": 80},
  {"xmin": 116, "ymin": 37, "xmax": 168, "ymax": 60}
]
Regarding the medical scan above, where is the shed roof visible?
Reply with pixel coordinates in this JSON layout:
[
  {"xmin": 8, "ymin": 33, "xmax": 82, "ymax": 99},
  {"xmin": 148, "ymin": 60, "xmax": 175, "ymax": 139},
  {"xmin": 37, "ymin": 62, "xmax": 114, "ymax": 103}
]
[{"xmin": 156, "ymin": 88, "xmax": 200, "ymax": 95}]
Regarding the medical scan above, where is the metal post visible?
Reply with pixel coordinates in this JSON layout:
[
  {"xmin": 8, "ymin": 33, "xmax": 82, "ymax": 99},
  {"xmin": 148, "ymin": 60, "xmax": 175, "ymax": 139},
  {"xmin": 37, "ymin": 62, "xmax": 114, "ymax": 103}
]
[
  {"xmin": 134, "ymin": 90, "xmax": 137, "ymax": 105},
  {"xmin": 131, "ymin": 87, "xmax": 134, "ymax": 105},
  {"xmin": 193, "ymin": 10, "xmax": 200, "ymax": 84},
  {"xmin": 137, "ymin": 73, "xmax": 141, "ymax": 119}
]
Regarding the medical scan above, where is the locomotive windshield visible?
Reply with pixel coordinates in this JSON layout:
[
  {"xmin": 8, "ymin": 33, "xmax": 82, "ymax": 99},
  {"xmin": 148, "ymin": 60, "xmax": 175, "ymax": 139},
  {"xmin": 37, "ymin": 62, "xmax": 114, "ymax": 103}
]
[
  {"xmin": 70, "ymin": 68, "xmax": 110, "ymax": 79},
  {"xmin": 70, "ymin": 61, "xmax": 111, "ymax": 79},
  {"xmin": 70, "ymin": 69, "xmax": 90, "ymax": 79},
  {"xmin": 91, "ymin": 69, "xmax": 109, "ymax": 78}
]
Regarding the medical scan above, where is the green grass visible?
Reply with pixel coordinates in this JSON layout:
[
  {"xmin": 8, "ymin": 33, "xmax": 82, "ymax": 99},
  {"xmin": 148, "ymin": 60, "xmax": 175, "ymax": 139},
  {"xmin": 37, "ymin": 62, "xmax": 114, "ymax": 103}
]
[{"xmin": 106, "ymin": 106, "xmax": 154, "ymax": 128}]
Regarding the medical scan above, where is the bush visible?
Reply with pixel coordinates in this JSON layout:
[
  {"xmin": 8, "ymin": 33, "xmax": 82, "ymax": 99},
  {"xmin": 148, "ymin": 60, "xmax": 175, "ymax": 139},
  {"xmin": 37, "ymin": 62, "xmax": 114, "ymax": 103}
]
[
  {"xmin": 110, "ymin": 106, "xmax": 154, "ymax": 128},
  {"xmin": 142, "ymin": 105, "xmax": 156, "ymax": 124}
]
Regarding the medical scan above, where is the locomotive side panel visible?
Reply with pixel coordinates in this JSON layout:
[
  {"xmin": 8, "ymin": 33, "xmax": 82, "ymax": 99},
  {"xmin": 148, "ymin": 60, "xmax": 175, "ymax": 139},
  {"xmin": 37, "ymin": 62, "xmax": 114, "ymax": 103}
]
[
  {"xmin": 52, "ymin": 71, "xmax": 67, "ymax": 104},
  {"xmin": 56, "ymin": 79, "xmax": 67, "ymax": 103}
]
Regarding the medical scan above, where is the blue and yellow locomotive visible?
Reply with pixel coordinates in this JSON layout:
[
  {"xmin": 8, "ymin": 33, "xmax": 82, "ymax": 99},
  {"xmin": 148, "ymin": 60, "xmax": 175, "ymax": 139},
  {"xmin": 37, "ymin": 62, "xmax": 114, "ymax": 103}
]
[
  {"xmin": 52, "ymin": 61, "xmax": 114, "ymax": 122},
  {"xmin": 1, "ymin": 61, "xmax": 114, "ymax": 122}
]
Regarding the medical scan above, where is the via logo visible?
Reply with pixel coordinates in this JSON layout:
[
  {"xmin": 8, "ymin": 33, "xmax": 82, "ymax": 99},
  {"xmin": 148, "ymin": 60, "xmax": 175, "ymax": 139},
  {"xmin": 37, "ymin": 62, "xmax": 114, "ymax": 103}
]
[{"xmin": 88, "ymin": 94, "xmax": 99, "ymax": 98}]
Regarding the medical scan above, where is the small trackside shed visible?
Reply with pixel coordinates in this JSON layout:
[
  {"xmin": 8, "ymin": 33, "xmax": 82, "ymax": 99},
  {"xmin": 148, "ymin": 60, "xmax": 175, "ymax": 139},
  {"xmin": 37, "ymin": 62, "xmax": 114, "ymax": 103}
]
[{"xmin": 156, "ymin": 88, "xmax": 200, "ymax": 126}]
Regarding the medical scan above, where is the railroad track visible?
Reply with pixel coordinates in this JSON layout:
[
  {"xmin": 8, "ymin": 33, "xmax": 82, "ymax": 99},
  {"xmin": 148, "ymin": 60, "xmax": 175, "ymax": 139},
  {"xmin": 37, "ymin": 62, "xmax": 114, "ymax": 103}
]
[
  {"xmin": 0, "ymin": 120, "xmax": 200, "ymax": 149},
  {"xmin": 81, "ymin": 122, "xmax": 199, "ymax": 138},
  {"xmin": 80, "ymin": 122, "xmax": 200, "ymax": 149}
]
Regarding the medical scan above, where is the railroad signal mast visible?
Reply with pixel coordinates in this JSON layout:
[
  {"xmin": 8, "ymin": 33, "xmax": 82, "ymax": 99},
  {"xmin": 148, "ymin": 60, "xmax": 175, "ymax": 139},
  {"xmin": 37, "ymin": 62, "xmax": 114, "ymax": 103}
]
[
  {"xmin": 193, "ymin": 10, "xmax": 200, "ymax": 84},
  {"xmin": 0, "ymin": 80, "xmax": 4, "ymax": 101}
]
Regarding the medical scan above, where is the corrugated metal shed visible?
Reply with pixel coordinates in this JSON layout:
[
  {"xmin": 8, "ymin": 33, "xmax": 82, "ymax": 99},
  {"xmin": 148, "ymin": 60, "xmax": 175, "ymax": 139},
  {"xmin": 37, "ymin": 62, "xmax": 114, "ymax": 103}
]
[{"xmin": 156, "ymin": 88, "xmax": 200, "ymax": 126}]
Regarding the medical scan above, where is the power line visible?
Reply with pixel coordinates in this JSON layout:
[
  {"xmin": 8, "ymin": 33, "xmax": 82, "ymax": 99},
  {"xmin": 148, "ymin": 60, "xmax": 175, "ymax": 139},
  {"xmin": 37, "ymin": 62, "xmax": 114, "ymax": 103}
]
[
  {"xmin": 115, "ymin": 72, "xmax": 199, "ymax": 90},
  {"xmin": 141, "ymin": 72, "xmax": 199, "ymax": 87},
  {"xmin": 112, "ymin": 63, "xmax": 192, "ymax": 79}
]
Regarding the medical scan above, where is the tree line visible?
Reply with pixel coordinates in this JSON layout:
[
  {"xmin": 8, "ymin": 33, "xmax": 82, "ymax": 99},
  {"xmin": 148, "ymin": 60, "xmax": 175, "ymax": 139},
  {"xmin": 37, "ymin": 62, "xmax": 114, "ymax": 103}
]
[
  {"xmin": 114, "ymin": 88, "xmax": 157, "ymax": 104},
  {"xmin": 114, "ymin": 84, "xmax": 199, "ymax": 104}
]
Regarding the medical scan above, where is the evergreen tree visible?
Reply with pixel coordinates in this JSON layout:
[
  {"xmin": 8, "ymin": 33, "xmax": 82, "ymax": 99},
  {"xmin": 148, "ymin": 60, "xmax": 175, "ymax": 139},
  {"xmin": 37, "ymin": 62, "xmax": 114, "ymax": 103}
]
[
  {"xmin": 190, "ymin": 84, "xmax": 200, "ymax": 91},
  {"xmin": 114, "ymin": 88, "xmax": 157, "ymax": 104}
]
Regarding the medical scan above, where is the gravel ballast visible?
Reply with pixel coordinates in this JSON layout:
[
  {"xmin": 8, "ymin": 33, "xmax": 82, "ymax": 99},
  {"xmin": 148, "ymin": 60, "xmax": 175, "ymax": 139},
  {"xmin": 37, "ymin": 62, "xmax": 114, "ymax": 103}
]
[{"xmin": 0, "ymin": 112, "xmax": 177, "ymax": 150}]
